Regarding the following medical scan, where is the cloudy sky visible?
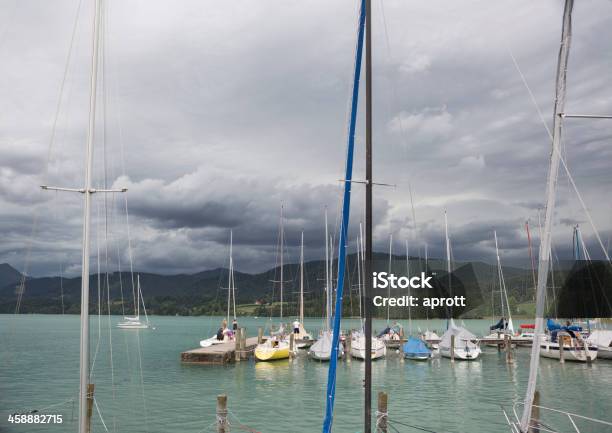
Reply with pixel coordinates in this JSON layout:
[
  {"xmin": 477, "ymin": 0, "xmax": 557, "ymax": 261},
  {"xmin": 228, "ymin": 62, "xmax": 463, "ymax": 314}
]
[{"xmin": 1, "ymin": 0, "xmax": 611, "ymax": 277}]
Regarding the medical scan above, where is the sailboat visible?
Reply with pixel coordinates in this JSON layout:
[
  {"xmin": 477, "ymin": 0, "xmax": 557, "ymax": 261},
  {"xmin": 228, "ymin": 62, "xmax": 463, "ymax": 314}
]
[
  {"xmin": 200, "ymin": 231, "xmax": 237, "ymax": 347},
  {"xmin": 293, "ymin": 231, "xmax": 314, "ymax": 349},
  {"xmin": 483, "ymin": 231, "xmax": 516, "ymax": 346},
  {"xmin": 351, "ymin": 225, "xmax": 386, "ymax": 360},
  {"xmin": 438, "ymin": 211, "xmax": 481, "ymax": 361},
  {"xmin": 255, "ymin": 206, "xmax": 291, "ymax": 361},
  {"xmin": 504, "ymin": 1, "xmax": 611, "ymax": 430},
  {"xmin": 117, "ymin": 275, "xmax": 152, "ymax": 329},
  {"xmin": 310, "ymin": 209, "xmax": 344, "ymax": 361},
  {"xmin": 379, "ymin": 235, "xmax": 402, "ymax": 347},
  {"xmin": 402, "ymin": 240, "xmax": 431, "ymax": 360}
]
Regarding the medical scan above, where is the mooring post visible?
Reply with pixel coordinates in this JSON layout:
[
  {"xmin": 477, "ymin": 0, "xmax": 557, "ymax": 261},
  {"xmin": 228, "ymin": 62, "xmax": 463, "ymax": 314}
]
[
  {"xmin": 528, "ymin": 391, "xmax": 540, "ymax": 433},
  {"xmin": 257, "ymin": 327, "xmax": 263, "ymax": 344},
  {"xmin": 241, "ymin": 327, "xmax": 247, "ymax": 360},
  {"xmin": 377, "ymin": 391, "xmax": 388, "ymax": 433},
  {"xmin": 505, "ymin": 334, "xmax": 513, "ymax": 364},
  {"xmin": 450, "ymin": 334, "xmax": 455, "ymax": 363},
  {"xmin": 86, "ymin": 383, "xmax": 95, "ymax": 433},
  {"xmin": 559, "ymin": 337, "xmax": 565, "ymax": 364},
  {"xmin": 216, "ymin": 394, "xmax": 228, "ymax": 433},
  {"xmin": 345, "ymin": 333, "xmax": 352, "ymax": 361},
  {"xmin": 289, "ymin": 332, "xmax": 295, "ymax": 357},
  {"xmin": 497, "ymin": 331, "xmax": 502, "ymax": 352},
  {"xmin": 235, "ymin": 328, "xmax": 242, "ymax": 362}
]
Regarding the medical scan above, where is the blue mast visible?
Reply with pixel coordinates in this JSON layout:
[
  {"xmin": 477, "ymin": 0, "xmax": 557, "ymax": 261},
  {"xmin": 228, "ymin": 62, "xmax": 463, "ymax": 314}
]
[{"xmin": 322, "ymin": 1, "xmax": 366, "ymax": 432}]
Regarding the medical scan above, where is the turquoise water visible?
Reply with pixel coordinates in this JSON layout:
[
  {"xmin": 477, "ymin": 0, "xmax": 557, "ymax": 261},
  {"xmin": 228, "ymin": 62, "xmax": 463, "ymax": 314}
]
[{"xmin": 1, "ymin": 315, "xmax": 610, "ymax": 433}]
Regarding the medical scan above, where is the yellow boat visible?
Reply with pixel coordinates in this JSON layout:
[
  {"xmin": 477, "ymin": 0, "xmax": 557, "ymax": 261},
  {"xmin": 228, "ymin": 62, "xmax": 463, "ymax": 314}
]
[{"xmin": 254, "ymin": 338, "xmax": 290, "ymax": 361}]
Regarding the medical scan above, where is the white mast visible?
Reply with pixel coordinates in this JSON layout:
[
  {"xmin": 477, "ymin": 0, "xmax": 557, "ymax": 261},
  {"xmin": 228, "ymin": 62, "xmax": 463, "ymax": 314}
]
[
  {"xmin": 520, "ymin": 1, "xmax": 573, "ymax": 430},
  {"xmin": 325, "ymin": 208, "xmax": 331, "ymax": 330},
  {"xmin": 406, "ymin": 239, "xmax": 412, "ymax": 335},
  {"xmin": 136, "ymin": 274, "xmax": 140, "ymax": 319},
  {"xmin": 280, "ymin": 205, "xmax": 284, "ymax": 320},
  {"xmin": 387, "ymin": 234, "xmax": 392, "ymax": 324},
  {"xmin": 444, "ymin": 210, "xmax": 453, "ymax": 326},
  {"xmin": 79, "ymin": 1, "xmax": 101, "ymax": 431},
  {"xmin": 300, "ymin": 231, "xmax": 304, "ymax": 324},
  {"xmin": 227, "ymin": 230, "xmax": 233, "ymax": 324},
  {"xmin": 494, "ymin": 231, "xmax": 514, "ymax": 333}
]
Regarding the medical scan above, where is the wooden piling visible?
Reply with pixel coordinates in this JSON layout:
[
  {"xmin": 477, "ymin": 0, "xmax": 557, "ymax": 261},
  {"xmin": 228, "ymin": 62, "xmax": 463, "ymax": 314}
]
[
  {"xmin": 450, "ymin": 334, "xmax": 455, "ymax": 363},
  {"xmin": 497, "ymin": 331, "xmax": 502, "ymax": 352},
  {"xmin": 289, "ymin": 333, "xmax": 295, "ymax": 357},
  {"xmin": 257, "ymin": 327, "xmax": 263, "ymax": 344},
  {"xmin": 505, "ymin": 334, "xmax": 513, "ymax": 364},
  {"xmin": 559, "ymin": 337, "xmax": 565, "ymax": 364},
  {"xmin": 235, "ymin": 328, "xmax": 242, "ymax": 362},
  {"xmin": 345, "ymin": 334, "xmax": 352, "ymax": 361},
  {"xmin": 377, "ymin": 391, "xmax": 388, "ymax": 433},
  {"xmin": 86, "ymin": 383, "xmax": 95, "ymax": 433},
  {"xmin": 216, "ymin": 394, "xmax": 228, "ymax": 433},
  {"xmin": 241, "ymin": 327, "xmax": 247, "ymax": 360}
]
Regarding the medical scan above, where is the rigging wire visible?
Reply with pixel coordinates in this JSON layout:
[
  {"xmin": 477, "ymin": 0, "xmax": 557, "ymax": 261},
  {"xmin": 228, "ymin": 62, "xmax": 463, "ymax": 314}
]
[{"xmin": 508, "ymin": 47, "xmax": 611, "ymax": 263}]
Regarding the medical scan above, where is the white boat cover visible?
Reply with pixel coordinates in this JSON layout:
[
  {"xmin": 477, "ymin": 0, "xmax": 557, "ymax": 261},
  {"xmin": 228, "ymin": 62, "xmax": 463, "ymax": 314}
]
[
  {"xmin": 588, "ymin": 329, "xmax": 612, "ymax": 347},
  {"xmin": 440, "ymin": 323, "xmax": 478, "ymax": 350}
]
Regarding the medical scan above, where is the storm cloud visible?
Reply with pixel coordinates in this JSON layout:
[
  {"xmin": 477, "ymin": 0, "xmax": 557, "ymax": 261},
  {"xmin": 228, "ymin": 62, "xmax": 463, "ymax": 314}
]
[{"xmin": 0, "ymin": 0, "xmax": 610, "ymax": 276}]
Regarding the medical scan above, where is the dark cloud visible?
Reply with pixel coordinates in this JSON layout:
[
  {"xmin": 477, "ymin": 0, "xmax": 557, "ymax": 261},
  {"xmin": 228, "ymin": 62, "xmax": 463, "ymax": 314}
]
[{"xmin": 0, "ymin": 0, "xmax": 611, "ymax": 276}]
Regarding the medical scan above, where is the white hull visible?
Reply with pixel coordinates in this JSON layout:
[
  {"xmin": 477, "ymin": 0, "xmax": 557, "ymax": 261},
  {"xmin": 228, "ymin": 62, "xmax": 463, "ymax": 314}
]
[
  {"xmin": 540, "ymin": 342, "xmax": 598, "ymax": 362},
  {"xmin": 309, "ymin": 332, "xmax": 343, "ymax": 361},
  {"xmin": 597, "ymin": 346, "xmax": 612, "ymax": 360},
  {"xmin": 440, "ymin": 346, "xmax": 481, "ymax": 360},
  {"xmin": 117, "ymin": 316, "xmax": 150, "ymax": 329},
  {"xmin": 350, "ymin": 335, "xmax": 386, "ymax": 360}
]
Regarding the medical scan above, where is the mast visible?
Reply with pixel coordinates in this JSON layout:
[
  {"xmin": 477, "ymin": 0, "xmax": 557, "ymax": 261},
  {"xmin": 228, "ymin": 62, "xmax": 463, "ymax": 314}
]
[
  {"xmin": 494, "ymin": 231, "xmax": 514, "ymax": 332},
  {"xmin": 444, "ymin": 210, "xmax": 452, "ymax": 325},
  {"xmin": 494, "ymin": 231, "xmax": 504, "ymax": 319},
  {"xmin": 520, "ymin": 1, "xmax": 573, "ymax": 430},
  {"xmin": 525, "ymin": 220, "xmax": 537, "ymax": 301},
  {"xmin": 280, "ymin": 205, "xmax": 284, "ymax": 320},
  {"xmin": 364, "ymin": 0, "xmax": 373, "ymax": 429},
  {"xmin": 405, "ymin": 239, "xmax": 412, "ymax": 335},
  {"xmin": 325, "ymin": 208, "xmax": 331, "ymax": 330},
  {"xmin": 387, "ymin": 234, "xmax": 392, "ymax": 323},
  {"xmin": 227, "ymin": 230, "xmax": 233, "ymax": 324},
  {"xmin": 322, "ymin": 0, "xmax": 365, "ymax": 429},
  {"xmin": 357, "ymin": 224, "xmax": 363, "ymax": 327},
  {"xmin": 79, "ymin": 1, "xmax": 101, "ymax": 431},
  {"xmin": 136, "ymin": 274, "xmax": 140, "ymax": 319},
  {"xmin": 300, "ymin": 231, "xmax": 304, "ymax": 324}
]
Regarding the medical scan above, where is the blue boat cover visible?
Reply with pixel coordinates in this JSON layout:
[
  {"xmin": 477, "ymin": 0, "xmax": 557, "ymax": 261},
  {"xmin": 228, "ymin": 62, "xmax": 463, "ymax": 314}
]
[
  {"xmin": 547, "ymin": 318, "xmax": 582, "ymax": 332},
  {"xmin": 402, "ymin": 336, "xmax": 431, "ymax": 356}
]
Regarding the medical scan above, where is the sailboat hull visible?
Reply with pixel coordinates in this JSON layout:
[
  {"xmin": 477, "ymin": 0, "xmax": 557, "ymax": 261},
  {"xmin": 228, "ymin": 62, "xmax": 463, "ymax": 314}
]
[
  {"xmin": 540, "ymin": 342, "xmax": 598, "ymax": 362},
  {"xmin": 255, "ymin": 343, "xmax": 290, "ymax": 361},
  {"xmin": 350, "ymin": 335, "xmax": 386, "ymax": 360}
]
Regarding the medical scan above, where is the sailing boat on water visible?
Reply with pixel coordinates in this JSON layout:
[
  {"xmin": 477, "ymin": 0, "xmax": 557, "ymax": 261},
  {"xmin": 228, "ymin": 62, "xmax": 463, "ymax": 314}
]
[
  {"xmin": 438, "ymin": 211, "xmax": 481, "ymax": 361},
  {"xmin": 293, "ymin": 231, "xmax": 314, "ymax": 349},
  {"xmin": 117, "ymin": 275, "xmax": 152, "ymax": 329},
  {"xmin": 402, "ymin": 240, "xmax": 431, "ymax": 360},
  {"xmin": 484, "ymin": 230, "xmax": 516, "ymax": 346},
  {"xmin": 310, "ymin": 209, "xmax": 344, "ymax": 361},
  {"xmin": 255, "ymin": 206, "xmax": 291, "ymax": 361},
  {"xmin": 200, "ymin": 231, "xmax": 237, "ymax": 347},
  {"xmin": 351, "ymin": 224, "xmax": 386, "ymax": 360}
]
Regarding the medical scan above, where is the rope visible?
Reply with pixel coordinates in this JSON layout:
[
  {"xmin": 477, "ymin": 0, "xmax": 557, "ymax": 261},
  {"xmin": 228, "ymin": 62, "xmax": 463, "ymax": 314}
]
[
  {"xmin": 94, "ymin": 398, "xmax": 110, "ymax": 432},
  {"xmin": 387, "ymin": 417, "xmax": 450, "ymax": 433}
]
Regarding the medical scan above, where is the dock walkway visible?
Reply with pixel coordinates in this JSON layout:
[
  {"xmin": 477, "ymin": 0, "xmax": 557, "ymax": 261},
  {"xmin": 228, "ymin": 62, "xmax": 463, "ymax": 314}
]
[{"xmin": 181, "ymin": 336, "xmax": 260, "ymax": 365}]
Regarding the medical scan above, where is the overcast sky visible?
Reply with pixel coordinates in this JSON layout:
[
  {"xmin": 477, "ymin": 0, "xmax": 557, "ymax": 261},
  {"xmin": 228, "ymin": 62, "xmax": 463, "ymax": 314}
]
[{"xmin": 1, "ymin": 0, "xmax": 611, "ymax": 277}]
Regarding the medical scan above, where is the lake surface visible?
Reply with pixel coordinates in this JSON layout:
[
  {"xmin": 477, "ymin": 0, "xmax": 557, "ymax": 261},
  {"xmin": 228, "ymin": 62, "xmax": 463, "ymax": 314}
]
[{"xmin": 1, "ymin": 315, "xmax": 610, "ymax": 433}]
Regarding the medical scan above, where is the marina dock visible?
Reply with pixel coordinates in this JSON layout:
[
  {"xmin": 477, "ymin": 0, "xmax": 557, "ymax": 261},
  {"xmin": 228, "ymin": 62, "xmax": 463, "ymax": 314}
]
[{"xmin": 181, "ymin": 336, "xmax": 260, "ymax": 365}]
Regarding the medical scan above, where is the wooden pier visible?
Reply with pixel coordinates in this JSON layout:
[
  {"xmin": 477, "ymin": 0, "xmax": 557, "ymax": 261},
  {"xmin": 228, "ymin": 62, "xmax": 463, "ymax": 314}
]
[{"xmin": 181, "ymin": 336, "xmax": 260, "ymax": 365}]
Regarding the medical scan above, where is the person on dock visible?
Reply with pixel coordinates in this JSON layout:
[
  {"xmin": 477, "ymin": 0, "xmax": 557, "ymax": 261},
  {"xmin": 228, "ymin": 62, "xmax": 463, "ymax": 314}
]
[{"xmin": 293, "ymin": 320, "xmax": 300, "ymax": 335}]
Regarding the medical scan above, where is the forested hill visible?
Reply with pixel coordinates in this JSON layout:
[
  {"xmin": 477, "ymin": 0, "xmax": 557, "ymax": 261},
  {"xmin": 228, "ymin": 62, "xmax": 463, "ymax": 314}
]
[{"xmin": 0, "ymin": 255, "xmax": 543, "ymax": 317}]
